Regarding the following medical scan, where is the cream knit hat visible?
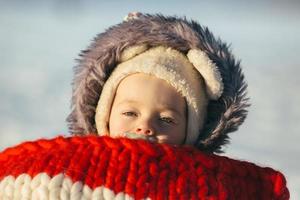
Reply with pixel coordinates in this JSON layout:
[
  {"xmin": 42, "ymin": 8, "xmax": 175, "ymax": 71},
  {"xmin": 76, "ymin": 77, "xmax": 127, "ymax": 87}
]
[{"xmin": 95, "ymin": 45, "xmax": 223, "ymax": 144}]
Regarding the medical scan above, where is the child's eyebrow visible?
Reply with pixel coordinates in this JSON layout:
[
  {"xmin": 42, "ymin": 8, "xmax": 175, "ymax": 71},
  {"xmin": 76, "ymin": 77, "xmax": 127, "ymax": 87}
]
[
  {"xmin": 159, "ymin": 105, "xmax": 184, "ymax": 118},
  {"xmin": 116, "ymin": 100, "xmax": 184, "ymax": 118}
]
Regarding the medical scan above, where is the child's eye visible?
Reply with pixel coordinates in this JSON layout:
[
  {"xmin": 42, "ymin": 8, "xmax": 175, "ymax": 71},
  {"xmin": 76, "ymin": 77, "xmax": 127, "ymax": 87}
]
[
  {"xmin": 160, "ymin": 117, "xmax": 175, "ymax": 124},
  {"xmin": 122, "ymin": 111, "xmax": 137, "ymax": 117}
]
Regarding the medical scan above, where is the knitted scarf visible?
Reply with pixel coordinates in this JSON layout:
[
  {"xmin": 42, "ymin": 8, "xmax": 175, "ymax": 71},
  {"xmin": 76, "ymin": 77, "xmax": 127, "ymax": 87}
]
[{"xmin": 0, "ymin": 136, "xmax": 289, "ymax": 199}]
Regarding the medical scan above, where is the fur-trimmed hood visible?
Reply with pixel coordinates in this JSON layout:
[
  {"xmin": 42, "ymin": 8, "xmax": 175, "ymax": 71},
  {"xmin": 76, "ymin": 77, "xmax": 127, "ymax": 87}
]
[{"xmin": 67, "ymin": 13, "xmax": 249, "ymax": 153}]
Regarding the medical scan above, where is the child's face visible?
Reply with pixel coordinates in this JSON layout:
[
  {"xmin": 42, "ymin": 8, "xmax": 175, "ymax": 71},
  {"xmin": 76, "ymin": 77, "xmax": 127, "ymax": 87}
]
[{"xmin": 108, "ymin": 73, "xmax": 187, "ymax": 145}]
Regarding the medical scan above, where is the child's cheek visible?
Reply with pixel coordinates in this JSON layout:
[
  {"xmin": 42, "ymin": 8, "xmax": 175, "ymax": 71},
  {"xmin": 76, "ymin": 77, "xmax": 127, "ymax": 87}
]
[{"xmin": 110, "ymin": 118, "xmax": 131, "ymax": 137}]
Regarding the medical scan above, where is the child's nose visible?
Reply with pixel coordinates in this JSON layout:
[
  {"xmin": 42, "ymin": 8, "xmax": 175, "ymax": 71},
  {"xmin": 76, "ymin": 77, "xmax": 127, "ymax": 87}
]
[{"xmin": 135, "ymin": 123, "xmax": 154, "ymax": 136}]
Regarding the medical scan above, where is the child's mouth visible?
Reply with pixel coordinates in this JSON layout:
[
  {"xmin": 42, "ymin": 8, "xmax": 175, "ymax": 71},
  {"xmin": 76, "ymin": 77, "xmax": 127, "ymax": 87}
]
[{"xmin": 123, "ymin": 132, "xmax": 156, "ymax": 142}]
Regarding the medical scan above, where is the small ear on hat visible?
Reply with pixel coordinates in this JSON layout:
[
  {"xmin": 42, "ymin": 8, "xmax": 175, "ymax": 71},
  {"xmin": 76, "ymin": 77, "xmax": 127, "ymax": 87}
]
[
  {"xmin": 120, "ymin": 44, "xmax": 149, "ymax": 62},
  {"xmin": 187, "ymin": 49, "xmax": 223, "ymax": 100}
]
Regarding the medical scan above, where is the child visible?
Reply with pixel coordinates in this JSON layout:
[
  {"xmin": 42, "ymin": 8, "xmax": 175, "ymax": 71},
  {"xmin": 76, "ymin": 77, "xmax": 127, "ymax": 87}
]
[
  {"xmin": 67, "ymin": 12, "xmax": 246, "ymax": 153},
  {"xmin": 95, "ymin": 46, "xmax": 211, "ymax": 145}
]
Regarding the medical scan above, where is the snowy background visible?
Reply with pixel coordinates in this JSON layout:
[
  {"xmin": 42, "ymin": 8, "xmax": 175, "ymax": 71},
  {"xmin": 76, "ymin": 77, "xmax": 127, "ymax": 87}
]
[{"xmin": 0, "ymin": 1, "xmax": 299, "ymax": 199}]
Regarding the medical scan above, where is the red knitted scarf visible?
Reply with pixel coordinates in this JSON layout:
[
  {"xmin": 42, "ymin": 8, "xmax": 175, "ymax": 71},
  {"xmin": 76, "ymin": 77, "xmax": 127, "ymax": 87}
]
[{"xmin": 0, "ymin": 136, "xmax": 289, "ymax": 199}]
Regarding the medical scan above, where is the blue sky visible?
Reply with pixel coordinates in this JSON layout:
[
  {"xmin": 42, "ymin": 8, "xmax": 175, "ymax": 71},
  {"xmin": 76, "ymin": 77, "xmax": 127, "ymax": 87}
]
[{"xmin": 0, "ymin": 1, "xmax": 299, "ymax": 198}]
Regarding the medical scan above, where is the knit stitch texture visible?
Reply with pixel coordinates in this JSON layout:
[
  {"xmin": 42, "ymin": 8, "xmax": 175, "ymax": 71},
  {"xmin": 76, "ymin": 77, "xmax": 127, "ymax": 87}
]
[{"xmin": 0, "ymin": 136, "xmax": 289, "ymax": 199}]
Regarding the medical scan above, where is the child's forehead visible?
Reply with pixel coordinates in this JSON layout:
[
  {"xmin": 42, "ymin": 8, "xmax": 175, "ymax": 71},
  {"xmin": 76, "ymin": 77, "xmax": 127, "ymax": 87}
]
[
  {"xmin": 113, "ymin": 74, "xmax": 186, "ymax": 114},
  {"xmin": 116, "ymin": 73, "xmax": 183, "ymax": 99}
]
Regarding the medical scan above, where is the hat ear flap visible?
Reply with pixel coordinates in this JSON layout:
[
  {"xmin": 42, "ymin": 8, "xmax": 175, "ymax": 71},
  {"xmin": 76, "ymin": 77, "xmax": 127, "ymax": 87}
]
[{"xmin": 187, "ymin": 49, "xmax": 224, "ymax": 100}]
